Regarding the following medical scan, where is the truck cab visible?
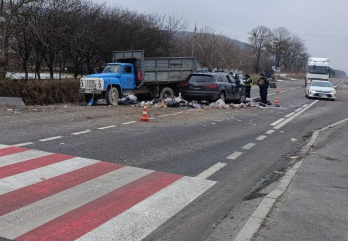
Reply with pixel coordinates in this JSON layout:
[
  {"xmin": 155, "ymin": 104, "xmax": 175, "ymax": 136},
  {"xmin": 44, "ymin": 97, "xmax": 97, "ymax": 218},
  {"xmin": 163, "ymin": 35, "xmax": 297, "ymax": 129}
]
[
  {"xmin": 80, "ymin": 63, "xmax": 135, "ymax": 105},
  {"xmin": 305, "ymin": 57, "xmax": 331, "ymax": 87}
]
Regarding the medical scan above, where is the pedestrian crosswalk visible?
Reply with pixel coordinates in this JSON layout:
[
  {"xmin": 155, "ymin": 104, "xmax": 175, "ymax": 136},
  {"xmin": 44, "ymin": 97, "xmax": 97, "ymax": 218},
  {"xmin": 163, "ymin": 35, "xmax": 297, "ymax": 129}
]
[{"xmin": 0, "ymin": 144, "xmax": 215, "ymax": 241}]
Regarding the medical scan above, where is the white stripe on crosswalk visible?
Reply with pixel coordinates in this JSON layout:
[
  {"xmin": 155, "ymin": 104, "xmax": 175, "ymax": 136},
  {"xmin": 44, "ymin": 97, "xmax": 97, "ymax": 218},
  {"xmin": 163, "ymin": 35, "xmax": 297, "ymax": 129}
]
[
  {"xmin": 0, "ymin": 157, "xmax": 98, "ymax": 195},
  {"xmin": 77, "ymin": 176, "xmax": 215, "ymax": 241},
  {"xmin": 0, "ymin": 150, "xmax": 51, "ymax": 167},
  {"xmin": 0, "ymin": 144, "xmax": 9, "ymax": 149},
  {"xmin": 0, "ymin": 166, "xmax": 153, "ymax": 239}
]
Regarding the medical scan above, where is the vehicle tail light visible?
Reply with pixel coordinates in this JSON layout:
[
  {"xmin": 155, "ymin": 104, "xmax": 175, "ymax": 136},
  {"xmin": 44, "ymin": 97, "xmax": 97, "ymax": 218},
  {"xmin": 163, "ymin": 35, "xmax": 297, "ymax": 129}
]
[
  {"xmin": 181, "ymin": 82, "xmax": 189, "ymax": 87},
  {"xmin": 138, "ymin": 71, "xmax": 142, "ymax": 81},
  {"xmin": 205, "ymin": 84, "xmax": 216, "ymax": 89}
]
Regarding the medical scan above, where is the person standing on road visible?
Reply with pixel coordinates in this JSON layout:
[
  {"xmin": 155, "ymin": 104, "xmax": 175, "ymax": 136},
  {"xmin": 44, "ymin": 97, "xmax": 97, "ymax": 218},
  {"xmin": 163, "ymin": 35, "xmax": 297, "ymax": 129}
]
[
  {"xmin": 244, "ymin": 74, "xmax": 253, "ymax": 98},
  {"xmin": 234, "ymin": 74, "xmax": 241, "ymax": 87},
  {"xmin": 257, "ymin": 73, "xmax": 269, "ymax": 104}
]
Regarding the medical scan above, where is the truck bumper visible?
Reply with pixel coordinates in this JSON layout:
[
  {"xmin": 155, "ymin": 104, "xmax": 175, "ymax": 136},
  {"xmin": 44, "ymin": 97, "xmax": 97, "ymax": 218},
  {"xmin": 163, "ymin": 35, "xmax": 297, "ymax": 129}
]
[{"xmin": 79, "ymin": 89, "xmax": 102, "ymax": 94}]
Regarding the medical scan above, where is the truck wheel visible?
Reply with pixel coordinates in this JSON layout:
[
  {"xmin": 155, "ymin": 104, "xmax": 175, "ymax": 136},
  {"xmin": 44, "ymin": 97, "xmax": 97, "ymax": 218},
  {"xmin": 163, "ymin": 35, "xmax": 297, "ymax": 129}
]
[
  {"xmin": 160, "ymin": 87, "xmax": 174, "ymax": 100},
  {"xmin": 105, "ymin": 87, "xmax": 119, "ymax": 106}
]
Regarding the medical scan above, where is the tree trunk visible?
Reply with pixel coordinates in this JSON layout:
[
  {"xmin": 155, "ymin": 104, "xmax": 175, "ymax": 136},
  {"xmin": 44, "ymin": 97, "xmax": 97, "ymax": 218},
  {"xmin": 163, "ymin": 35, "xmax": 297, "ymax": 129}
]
[{"xmin": 0, "ymin": 28, "xmax": 7, "ymax": 79}]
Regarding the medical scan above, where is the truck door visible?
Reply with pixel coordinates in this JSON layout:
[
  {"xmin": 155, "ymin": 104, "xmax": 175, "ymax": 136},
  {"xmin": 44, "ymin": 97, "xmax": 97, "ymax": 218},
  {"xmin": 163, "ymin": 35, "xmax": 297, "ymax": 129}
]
[{"xmin": 121, "ymin": 65, "xmax": 135, "ymax": 90}]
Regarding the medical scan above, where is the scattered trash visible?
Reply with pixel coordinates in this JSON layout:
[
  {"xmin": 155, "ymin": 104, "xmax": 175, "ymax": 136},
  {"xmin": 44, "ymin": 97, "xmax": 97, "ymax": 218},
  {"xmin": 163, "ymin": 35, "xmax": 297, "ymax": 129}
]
[
  {"xmin": 14, "ymin": 108, "xmax": 21, "ymax": 114},
  {"xmin": 7, "ymin": 109, "xmax": 12, "ymax": 111},
  {"xmin": 64, "ymin": 105, "xmax": 68, "ymax": 108},
  {"xmin": 291, "ymin": 138, "xmax": 297, "ymax": 142}
]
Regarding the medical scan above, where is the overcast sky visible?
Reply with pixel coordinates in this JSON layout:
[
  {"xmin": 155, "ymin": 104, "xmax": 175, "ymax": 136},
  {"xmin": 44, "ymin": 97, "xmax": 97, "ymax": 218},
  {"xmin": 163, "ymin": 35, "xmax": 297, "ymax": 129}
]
[{"xmin": 93, "ymin": 0, "xmax": 348, "ymax": 73}]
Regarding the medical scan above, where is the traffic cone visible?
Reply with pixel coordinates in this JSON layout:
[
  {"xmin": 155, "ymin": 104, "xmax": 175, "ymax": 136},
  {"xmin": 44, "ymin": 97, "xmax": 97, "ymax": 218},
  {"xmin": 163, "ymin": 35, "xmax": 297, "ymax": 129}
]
[
  {"xmin": 277, "ymin": 87, "xmax": 280, "ymax": 93},
  {"xmin": 140, "ymin": 104, "xmax": 149, "ymax": 122},
  {"xmin": 283, "ymin": 85, "xmax": 286, "ymax": 91},
  {"xmin": 274, "ymin": 96, "xmax": 280, "ymax": 107}
]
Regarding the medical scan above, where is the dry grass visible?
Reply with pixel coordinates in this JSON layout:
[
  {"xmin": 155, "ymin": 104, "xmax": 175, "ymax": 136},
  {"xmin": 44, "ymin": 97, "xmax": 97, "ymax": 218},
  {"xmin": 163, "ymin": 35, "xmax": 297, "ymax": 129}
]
[{"xmin": 0, "ymin": 79, "xmax": 84, "ymax": 105}]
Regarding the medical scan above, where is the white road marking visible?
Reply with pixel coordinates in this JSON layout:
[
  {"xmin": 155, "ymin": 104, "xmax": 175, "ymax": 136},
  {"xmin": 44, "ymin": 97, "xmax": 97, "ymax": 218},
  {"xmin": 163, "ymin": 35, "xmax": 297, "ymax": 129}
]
[
  {"xmin": 13, "ymin": 142, "xmax": 34, "ymax": 147},
  {"xmin": 285, "ymin": 112, "xmax": 295, "ymax": 118},
  {"xmin": 280, "ymin": 91, "xmax": 286, "ymax": 93},
  {"xmin": 274, "ymin": 100, "xmax": 319, "ymax": 129},
  {"xmin": 256, "ymin": 135, "xmax": 267, "ymax": 141},
  {"xmin": 268, "ymin": 93, "xmax": 275, "ymax": 96},
  {"xmin": 76, "ymin": 177, "xmax": 215, "ymax": 241},
  {"xmin": 211, "ymin": 123, "xmax": 216, "ymax": 125},
  {"xmin": 265, "ymin": 130, "xmax": 275, "ymax": 134},
  {"xmin": 160, "ymin": 114, "xmax": 170, "ymax": 117},
  {"xmin": 294, "ymin": 108, "xmax": 302, "ymax": 112},
  {"xmin": 226, "ymin": 152, "xmax": 243, "ymax": 160},
  {"xmin": 297, "ymin": 87, "xmax": 301, "ymax": 89},
  {"xmin": 97, "ymin": 125, "xmax": 115, "ymax": 130},
  {"xmin": 302, "ymin": 104, "xmax": 308, "ymax": 108},
  {"xmin": 173, "ymin": 111, "xmax": 183, "ymax": 115},
  {"xmin": 289, "ymin": 88, "xmax": 295, "ymax": 90},
  {"xmin": 214, "ymin": 120, "xmax": 222, "ymax": 122},
  {"xmin": 243, "ymin": 143, "xmax": 256, "ymax": 150},
  {"xmin": 39, "ymin": 136, "xmax": 62, "ymax": 142},
  {"xmin": 71, "ymin": 130, "xmax": 92, "ymax": 135},
  {"xmin": 149, "ymin": 117, "xmax": 155, "ymax": 120},
  {"xmin": 270, "ymin": 118, "xmax": 286, "ymax": 126},
  {"xmin": 122, "ymin": 121, "xmax": 137, "ymax": 125},
  {"xmin": 0, "ymin": 150, "xmax": 52, "ymax": 168},
  {"xmin": 196, "ymin": 162, "xmax": 227, "ymax": 179}
]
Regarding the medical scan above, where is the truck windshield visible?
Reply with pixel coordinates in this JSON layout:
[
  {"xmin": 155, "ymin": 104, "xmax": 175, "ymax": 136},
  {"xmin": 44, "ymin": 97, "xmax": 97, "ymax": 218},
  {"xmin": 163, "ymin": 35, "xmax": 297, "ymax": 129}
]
[
  {"xmin": 308, "ymin": 66, "xmax": 330, "ymax": 75},
  {"xmin": 103, "ymin": 65, "xmax": 122, "ymax": 73}
]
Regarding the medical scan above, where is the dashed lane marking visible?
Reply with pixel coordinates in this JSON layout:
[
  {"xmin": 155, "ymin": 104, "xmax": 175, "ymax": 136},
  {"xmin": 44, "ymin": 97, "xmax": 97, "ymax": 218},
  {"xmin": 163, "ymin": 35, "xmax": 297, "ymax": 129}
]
[
  {"xmin": 294, "ymin": 108, "xmax": 302, "ymax": 112},
  {"xmin": 265, "ymin": 130, "xmax": 275, "ymax": 134},
  {"xmin": 211, "ymin": 123, "xmax": 216, "ymax": 125},
  {"xmin": 71, "ymin": 130, "xmax": 92, "ymax": 136},
  {"xmin": 226, "ymin": 152, "xmax": 243, "ymax": 160},
  {"xmin": 289, "ymin": 88, "xmax": 296, "ymax": 90},
  {"xmin": 285, "ymin": 112, "xmax": 295, "ymax": 118},
  {"xmin": 0, "ymin": 145, "xmax": 215, "ymax": 241},
  {"xmin": 39, "ymin": 136, "xmax": 62, "ymax": 142},
  {"xmin": 270, "ymin": 118, "xmax": 286, "ymax": 126},
  {"xmin": 196, "ymin": 162, "xmax": 227, "ymax": 179},
  {"xmin": 13, "ymin": 142, "xmax": 34, "ymax": 147},
  {"xmin": 256, "ymin": 135, "xmax": 267, "ymax": 141},
  {"xmin": 122, "ymin": 121, "xmax": 137, "ymax": 125},
  {"xmin": 97, "ymin": 125, "xmax": 115, "ymax": 130},
  {"xmin": 274, "ymin": 100, "xmax": 319, "ymax": 129},
  {"xmin": 242, "ymin": 143, "xmax": 256, "ymax": 150},
  {"xmin": 302, "ymin": 104, "xmax": 308, "ymax": 108}
]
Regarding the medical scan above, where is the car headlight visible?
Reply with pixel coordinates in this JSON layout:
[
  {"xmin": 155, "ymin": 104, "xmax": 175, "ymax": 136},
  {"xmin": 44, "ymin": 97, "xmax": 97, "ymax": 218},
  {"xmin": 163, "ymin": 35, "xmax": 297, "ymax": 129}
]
[
  {"xmin": 309, "ymin": 89, "xmax": 315, "ymax": 92},
  {"xmin": 333, "ymin": 89, "xmax": 336, "ymax": 94}
]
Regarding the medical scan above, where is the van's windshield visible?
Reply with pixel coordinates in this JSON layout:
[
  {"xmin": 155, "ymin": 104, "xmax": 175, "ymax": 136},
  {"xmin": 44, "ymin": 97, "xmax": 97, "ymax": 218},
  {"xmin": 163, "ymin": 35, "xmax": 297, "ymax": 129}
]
[{"xmin": 308, "ymin": 66, "xmax": 330, "ymax": 75}]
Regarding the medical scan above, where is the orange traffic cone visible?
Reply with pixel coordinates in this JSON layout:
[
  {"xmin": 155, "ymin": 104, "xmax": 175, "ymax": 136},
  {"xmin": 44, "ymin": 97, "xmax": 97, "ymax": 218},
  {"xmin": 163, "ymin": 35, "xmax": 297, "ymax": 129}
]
[
  {"xmin": 283, "ymin": 85, "xmax": 286, "ymax": 91},
  {"xmin": 274, "ymin": 96, "xmax": 280, "ymax": 107},
  {"xmin": 140, "ymin": 104, "xmax": 149, "ymax": 122},
  {"xmin": 277, "ymin": 87, "xmax": 280, "ymax": 93}
]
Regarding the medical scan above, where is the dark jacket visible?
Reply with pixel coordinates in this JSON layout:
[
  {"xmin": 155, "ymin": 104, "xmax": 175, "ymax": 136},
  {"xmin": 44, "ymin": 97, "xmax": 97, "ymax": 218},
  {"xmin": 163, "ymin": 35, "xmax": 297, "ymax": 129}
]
[{"xmin": 257, "ymin": 77, "xmax": 269, "ymax": 89}]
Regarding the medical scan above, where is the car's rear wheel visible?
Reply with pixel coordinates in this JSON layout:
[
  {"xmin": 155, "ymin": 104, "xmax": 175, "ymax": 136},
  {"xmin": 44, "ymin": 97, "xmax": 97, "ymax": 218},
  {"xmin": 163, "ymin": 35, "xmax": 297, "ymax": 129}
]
[{"xmin": 219, "ymin": 92, "xmax": 226, "ymax": 101}]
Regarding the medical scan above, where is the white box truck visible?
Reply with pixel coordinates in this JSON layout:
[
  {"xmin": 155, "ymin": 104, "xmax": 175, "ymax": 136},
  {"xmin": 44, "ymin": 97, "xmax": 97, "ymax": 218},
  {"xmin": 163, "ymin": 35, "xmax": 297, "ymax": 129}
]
[{"xmin": 305, "ymin": 57, "xmax": 331, "ymax": 87}]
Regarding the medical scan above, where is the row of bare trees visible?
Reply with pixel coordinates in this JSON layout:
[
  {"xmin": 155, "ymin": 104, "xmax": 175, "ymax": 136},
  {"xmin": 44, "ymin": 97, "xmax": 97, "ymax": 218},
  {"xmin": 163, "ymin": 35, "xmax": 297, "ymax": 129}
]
[
  {"xmin": 0, "ymin": 1, "xmax": 310, "ymax": 80},
  {"xmin": 248, "ymin": 26, "xmax": 309, "ymax": 73},
  {"xmin": 1, "ymin": 0, "xmax": 187, "ymax": 80}
]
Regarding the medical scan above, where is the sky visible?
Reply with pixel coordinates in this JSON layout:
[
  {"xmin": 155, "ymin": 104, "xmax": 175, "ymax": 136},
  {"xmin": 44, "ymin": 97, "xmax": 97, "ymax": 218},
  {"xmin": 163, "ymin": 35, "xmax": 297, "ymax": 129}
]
[{"xmin": 92, "ymin": 0, "xmax": 348, "ymax": 73}]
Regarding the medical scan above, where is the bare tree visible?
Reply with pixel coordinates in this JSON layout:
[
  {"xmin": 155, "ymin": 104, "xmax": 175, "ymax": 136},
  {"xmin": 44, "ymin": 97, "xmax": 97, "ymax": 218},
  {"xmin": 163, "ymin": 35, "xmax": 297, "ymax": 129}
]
[
  {"xmin": 266, "ymin": 27, "xmax": 291, "ymax": 68},
  {"xmin": 248, "ymin": 26, "xmax": 272, "ymax": 73}
]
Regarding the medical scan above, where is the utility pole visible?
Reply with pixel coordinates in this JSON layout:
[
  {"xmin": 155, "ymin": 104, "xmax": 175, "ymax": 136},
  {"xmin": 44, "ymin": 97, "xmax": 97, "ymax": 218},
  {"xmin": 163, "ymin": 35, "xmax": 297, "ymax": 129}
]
[{"xmin": 191, "ymin": 23, "xmax": 197, "ymax": 57}]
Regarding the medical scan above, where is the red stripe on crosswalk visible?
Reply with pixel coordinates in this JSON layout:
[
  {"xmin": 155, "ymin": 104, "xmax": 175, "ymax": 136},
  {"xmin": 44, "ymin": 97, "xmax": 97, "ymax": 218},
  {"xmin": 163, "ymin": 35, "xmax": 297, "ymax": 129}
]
[
  {"xmin": 0, "ymin": 162, "xmax": 124, "ymax": 216},
  {"xmin": 0, "ymin": 153, "xmax": 73, "ymax": 179},
  {"xmin": 16, "ymin": 171, "xmax": 183, "ymax": 241},
  {"xmin": 0, "ymin": 146, "xmax": 29, "ymax": 157}
]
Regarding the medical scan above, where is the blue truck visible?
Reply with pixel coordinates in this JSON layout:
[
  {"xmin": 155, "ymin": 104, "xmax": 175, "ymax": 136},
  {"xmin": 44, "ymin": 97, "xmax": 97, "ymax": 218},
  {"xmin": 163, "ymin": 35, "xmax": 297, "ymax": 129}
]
[{"xmin": 79, "ymin": 50, "xmax": 196, "ymax": 105}]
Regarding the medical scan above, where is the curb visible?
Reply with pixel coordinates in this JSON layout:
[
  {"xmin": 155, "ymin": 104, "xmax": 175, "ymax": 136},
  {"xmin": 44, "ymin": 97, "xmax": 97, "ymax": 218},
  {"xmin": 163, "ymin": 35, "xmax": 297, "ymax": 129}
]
[{"xmin": 234, "ymin": 117, "xmax": 348, "ymax": 241}]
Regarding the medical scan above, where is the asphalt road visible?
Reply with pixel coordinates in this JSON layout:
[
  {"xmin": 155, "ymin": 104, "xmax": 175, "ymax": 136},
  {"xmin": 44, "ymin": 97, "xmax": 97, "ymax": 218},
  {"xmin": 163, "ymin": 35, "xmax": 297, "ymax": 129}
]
[{"xmin": 0, "ymin": 78, "xmax": 347, "ymax": 241}]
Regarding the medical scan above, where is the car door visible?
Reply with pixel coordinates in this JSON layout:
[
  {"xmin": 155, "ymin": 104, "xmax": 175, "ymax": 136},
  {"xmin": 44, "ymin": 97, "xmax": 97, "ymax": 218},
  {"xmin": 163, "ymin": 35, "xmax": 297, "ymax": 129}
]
[
  {"xmin": 220, "ymin": 75, "xmax": 233, "ymax": 100},
  {"xmin": 227, "ymin": 75, "xmax": 238, "ymax": 99},
  {"xmin": 121, "ymin": 65, "xmax": 135, "ymax": 90}
]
